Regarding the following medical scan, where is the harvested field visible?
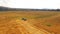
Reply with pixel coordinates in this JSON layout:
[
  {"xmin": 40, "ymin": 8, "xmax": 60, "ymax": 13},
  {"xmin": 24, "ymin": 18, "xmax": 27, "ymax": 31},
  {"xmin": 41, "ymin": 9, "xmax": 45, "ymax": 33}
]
[{"xmin": 0, "ymin": 11, "xmax": 60, "ymax": 34}]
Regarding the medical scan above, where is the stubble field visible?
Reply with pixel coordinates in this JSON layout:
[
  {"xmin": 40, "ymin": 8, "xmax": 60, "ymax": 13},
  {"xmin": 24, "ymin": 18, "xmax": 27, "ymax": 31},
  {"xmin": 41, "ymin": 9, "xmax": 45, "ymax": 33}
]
[{"xmin": 0, "ymin": 11, "xmax": 60, "ymax": 34}]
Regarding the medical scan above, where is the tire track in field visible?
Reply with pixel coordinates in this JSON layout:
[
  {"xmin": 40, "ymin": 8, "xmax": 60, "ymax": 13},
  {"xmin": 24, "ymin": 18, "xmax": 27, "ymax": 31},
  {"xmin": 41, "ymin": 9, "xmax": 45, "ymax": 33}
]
[{"xmin": 16, "ymin": 19, "xmax": 54, "ymax": 34}]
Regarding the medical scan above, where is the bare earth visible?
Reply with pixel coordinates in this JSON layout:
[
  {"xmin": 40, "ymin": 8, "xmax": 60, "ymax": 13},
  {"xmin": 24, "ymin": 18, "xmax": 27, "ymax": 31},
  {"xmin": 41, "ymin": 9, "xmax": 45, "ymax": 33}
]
[{"xmin": 0, "ymin": 11, "xmax": 60, "ymax": 34}]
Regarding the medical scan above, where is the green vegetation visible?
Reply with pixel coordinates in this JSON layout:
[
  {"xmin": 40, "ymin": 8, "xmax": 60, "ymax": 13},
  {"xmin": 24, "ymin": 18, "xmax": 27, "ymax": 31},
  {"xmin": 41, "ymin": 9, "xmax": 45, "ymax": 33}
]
[
  {"xmin": 45, "ymin": 23, "xmax": 52, "ymax": 27},
  {"xmin": 46, "ymin": 24, "xmax": 52, "ymax": 27},
  {"xmin": 21, "ymin": 18, "xmax": 27, "ymax": 21}
]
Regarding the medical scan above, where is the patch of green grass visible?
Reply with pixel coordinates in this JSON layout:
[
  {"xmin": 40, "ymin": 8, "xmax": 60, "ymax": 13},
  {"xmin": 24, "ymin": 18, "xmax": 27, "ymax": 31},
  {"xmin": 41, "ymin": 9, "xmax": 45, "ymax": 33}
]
[
  {"xmin": 21, "ymin": 18, "xmax": 27, "ymax": 21},
  {"xmin": 45, "ymin": 23, "xmax": 52, "ymax": 27},
  {"xmin": 46, "ymin": 24, "xmax": 52, "ymax": 27}
]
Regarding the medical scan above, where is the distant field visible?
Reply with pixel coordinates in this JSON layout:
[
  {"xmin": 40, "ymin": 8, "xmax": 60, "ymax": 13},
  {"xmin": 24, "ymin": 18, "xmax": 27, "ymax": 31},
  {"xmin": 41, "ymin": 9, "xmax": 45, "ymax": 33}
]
[{"xmin": 0, "ymin": 11, "xmax": 60, "ymax": 34}]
